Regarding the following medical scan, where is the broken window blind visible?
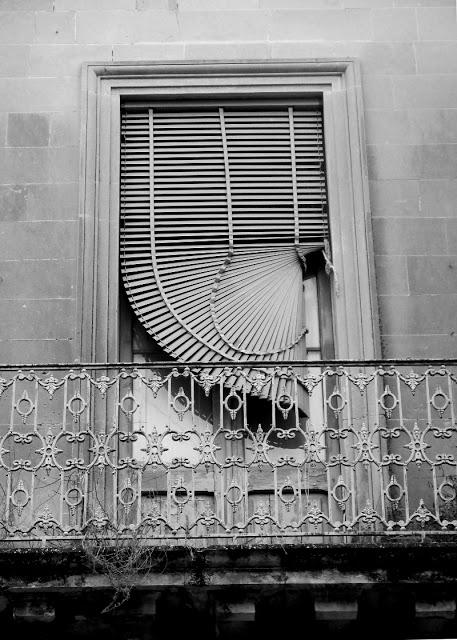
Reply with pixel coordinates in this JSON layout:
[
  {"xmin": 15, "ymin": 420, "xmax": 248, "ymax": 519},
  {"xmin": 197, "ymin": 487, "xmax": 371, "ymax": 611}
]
[{"xmin": 120, "ymin": 100, "xmax": 329, "ymax": 364}]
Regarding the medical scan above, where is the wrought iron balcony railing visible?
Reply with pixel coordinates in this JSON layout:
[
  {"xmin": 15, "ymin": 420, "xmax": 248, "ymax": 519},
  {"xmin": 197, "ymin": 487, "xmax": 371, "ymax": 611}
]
[{"xmin": 1, "ymin": 359, "xmax": 457, "ymax": 545}]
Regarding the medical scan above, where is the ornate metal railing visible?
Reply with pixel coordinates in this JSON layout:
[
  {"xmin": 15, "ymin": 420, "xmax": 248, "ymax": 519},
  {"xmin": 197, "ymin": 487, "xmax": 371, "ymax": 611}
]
[{"xmin": 1, "ymin": 360, "xmax": 457, "ymax": 545}]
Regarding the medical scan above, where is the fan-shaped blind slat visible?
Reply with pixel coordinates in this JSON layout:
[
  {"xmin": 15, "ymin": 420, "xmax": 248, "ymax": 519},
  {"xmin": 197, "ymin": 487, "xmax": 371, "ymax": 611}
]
[{"xmin": 120, "ymin": 102, "xmax": 329, "ymax": 363}]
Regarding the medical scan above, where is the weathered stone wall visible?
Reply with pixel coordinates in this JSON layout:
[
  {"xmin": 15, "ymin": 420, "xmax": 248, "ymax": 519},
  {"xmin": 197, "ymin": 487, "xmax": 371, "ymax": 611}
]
[
  {"xmin": 0, "ymin": 0, "xmax": 456, "ymax": 362},
  {"xmin": 2, "ymin": 545, "xmax": 457, "ymax": 639}
]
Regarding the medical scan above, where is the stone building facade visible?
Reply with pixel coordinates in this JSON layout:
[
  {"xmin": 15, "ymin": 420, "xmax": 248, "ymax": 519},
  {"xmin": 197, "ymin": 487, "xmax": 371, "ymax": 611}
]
[{"xmin": 0, "ymin": 1, "xmax": 457, "ymax": 638}]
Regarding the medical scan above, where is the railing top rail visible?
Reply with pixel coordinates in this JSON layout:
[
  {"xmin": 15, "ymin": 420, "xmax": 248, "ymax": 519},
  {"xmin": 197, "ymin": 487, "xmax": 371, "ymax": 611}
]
[{"xmin": 0, "ymin": 358, "xmax": 457, "ymax": 371}]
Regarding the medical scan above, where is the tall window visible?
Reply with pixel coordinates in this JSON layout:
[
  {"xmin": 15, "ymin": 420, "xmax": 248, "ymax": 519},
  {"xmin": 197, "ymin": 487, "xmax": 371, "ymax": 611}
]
[
  {"xmin": 120, "ymin": 99, "xmax": 330, "ymax": 368},
  {"xmin": 79, "ymin": 62, "xmax": 377, "ymax": 527}
]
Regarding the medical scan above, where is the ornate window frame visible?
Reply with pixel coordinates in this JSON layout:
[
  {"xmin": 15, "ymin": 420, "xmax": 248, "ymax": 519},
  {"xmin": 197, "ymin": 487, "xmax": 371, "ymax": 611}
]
[{"xmin": 77, "ymin": 60, "xmax": 379, "ymax": 363}]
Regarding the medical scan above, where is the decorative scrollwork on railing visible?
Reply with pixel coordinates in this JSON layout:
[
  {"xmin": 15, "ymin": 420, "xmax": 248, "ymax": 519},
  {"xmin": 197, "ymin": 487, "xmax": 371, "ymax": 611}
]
[{"xmin": 0, "ymin": 361, "xmax": 456, "ymax": 544}]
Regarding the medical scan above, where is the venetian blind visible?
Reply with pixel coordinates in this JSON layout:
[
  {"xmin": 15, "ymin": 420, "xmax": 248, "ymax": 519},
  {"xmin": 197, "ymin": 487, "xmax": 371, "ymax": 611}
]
[{"xmin": 120, "ymin": 101, "xmax": 329, "ymax": 364}]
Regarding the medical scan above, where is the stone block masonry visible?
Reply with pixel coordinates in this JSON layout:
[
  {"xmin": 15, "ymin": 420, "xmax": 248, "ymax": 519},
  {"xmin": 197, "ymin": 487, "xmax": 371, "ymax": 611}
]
[{"xmin": 0, "ymin": 1, "xmax": 456, "ymax": 360}]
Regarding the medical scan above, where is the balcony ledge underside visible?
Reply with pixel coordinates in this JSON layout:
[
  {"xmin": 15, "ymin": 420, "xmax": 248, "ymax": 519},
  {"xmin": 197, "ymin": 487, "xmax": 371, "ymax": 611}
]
[{"xmin": 2, "ymin": 542, "xmax": 457, "ymax": 592}]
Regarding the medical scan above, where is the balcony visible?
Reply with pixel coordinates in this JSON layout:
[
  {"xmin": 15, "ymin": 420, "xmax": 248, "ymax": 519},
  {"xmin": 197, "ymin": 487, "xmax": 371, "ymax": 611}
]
[{"xmin": 1, "ymin": 359, "xmax": 457, "ymax": 546}]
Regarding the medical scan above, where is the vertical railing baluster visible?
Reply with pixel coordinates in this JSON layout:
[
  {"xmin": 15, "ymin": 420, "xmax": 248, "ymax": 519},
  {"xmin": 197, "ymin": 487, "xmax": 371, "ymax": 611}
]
[
  {"xmin": 83, "ymin": 470, "xmax": 89, "ymax": 534},
  {"xmin": 84, "ymin": 372, "xmax": 91, "ymax": 532},
  {"xmin": 30, "ymin": 471, "xmax": 35, "ymax": 523},
  {"xmin": 59, "ymin": 470, "xmax": 64, "ymax": 532},
  {"xmin": 296, "ymin": 467, "xmax": 303, "ymax": 529},
  {"xmin": 379, "ymin": 465, "xmax": 386, "ymax": 525},
  {"xmin": 166, "ymin": 452, "xmax": 171, "ymax": 533},
  {"xmin": 432, "ymin": 465, "xmax": 440, "ymax": 521},
  {"xmin": 191, "ymin": 467, "xmax": 196, "ymax": 538},
  {"xmin": 396, "ymin": 370, "xmax": 404, "ymax": 426},
  {"xmin": 4, "ymin": 375, "xmax": 16, "ymax": 528},
  {"xmin": 426, "ymin": 369, "xmax": 432, "ymax": 430},
  {"xmin": 243, "ymin": 466, "xmax": 248, "ymax": 535},
  {"xmin": 218, "ymin": 466, "xmax": 224, "ymax": 531},
  {"xmin": 136, "ymin": 467, "xmax": 142, "ymax": 532},
  {"xmin": 350, "ymin": 461, "xmax": 357, "ymax": 528},
  {"xmin": 61, "ymin": 373, "xmax": 69, "ymax": 532},
  {"xmin": 273, "ymin": 466, "xmax": 279, "ymax": 525},
  {"xmin": 218, "ymin": 376, "xmax": 224, "ymax": 530},
  {"xmin": 5, "ymin": 472, "xmax": 11, "ymax": 531},
  {"xmin": 112, "ymin": 371, "xmax": 120, "ymax": 530},
  {"xmin": 448, "ymin": 369, "xmax": 455, "ymax": 426},
  {"xmin": 403, "ymin": 465, "xmax": 410, "ymax": 524}
]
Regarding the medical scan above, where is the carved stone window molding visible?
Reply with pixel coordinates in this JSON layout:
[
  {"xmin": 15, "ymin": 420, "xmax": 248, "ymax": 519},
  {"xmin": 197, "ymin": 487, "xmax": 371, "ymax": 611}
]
[{"xmin": 77, "ymin": 60, "xmax": 379, "ymax": 363}]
